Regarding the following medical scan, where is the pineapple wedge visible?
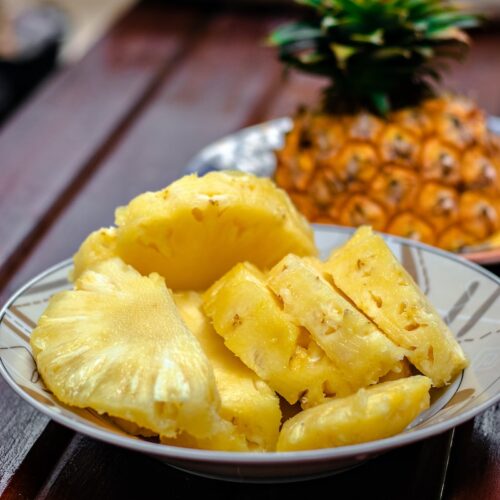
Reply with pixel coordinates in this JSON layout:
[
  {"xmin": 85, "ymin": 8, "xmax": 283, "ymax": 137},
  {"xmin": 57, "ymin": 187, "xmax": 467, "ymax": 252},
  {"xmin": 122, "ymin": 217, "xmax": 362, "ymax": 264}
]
[
  {"xmin": 277, "ymin": 376, "xmax": 431, "ymax": 451},
  {"xmin": 203, "ymin": 262, "xmax": 353, "ymax": 408},
  {"xmin": 172, "ymin": 291, "xmax": 281, "ymax": 451},
  {"xmin": 71, "ymin": 227, "xmax": 117, "ymax": 281},
  {"xmin": 31, "ymin": 258, "xmax": 223, "ymax": 440},
  {"xmin": 114, "ymin": 171, "xmax": 317, "ymax": 290},
  {"xmin": 324, "ymin": 226, "xmax": 468, "ymax": 387},
  {"xmin": 267, "ymin": 254, "xmax": 405, "ymax": 390},
  {"xmin": 379, "ymin": 358, "xmax": 413, "ymax": 382}
]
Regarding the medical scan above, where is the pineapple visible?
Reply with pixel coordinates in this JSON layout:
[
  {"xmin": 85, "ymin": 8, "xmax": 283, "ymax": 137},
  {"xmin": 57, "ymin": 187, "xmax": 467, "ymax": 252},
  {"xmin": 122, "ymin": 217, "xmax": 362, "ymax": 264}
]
[
  {"xmin": 203, "ymin": 262, "xmax": 353, "ymax": 408},
  {"xmin": 323, "ymin": 226, "xmax": 468, "ymax": 387},
  {"xmin": 31, "ymin": 258, "xmax": 224, "ymax": 440},
  {"xmin": 172, "ymin": 291, "xmax": 281, "ymax": 451},
  {"xmin": 267, "ymin": 254, "xmax": 404, "ymax": 389},
  {"xmin": 277, "ymin": 375, "xmax": 431, "ymax": 451},
  {"xmin": 269, "ymin": 0, "xmax": 500, "ymax": 252},
  {"xmin": 71, "ymin": 227, "xmax": 117, "ymax": 281},
  {"xmin": 379, "ymin": 358, "xmax": 413, "ymax": 383},
  {"xmin": 113, "ymin": 171, "xmax": 317, "ymax": 291}
]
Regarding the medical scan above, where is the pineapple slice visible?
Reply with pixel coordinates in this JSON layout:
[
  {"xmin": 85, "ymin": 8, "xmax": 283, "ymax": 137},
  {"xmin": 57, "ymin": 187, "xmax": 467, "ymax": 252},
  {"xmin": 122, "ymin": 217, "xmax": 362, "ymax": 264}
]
[
  {"xmin": 277, "ymin": 375, "xmax": 431, "ymax": 451},
  {"xmin": 31, "ymin": 258, "xmax": 223, "ymax": 440},
  {"xmin": 203, "ymin": 262, "xmax": 353, "ymax": 408},
  {"xmin": 267, "ymin": 254, "xmax": 404, "ymax": 389},
  {"xmin": 71, "ymin": 227, "xmax": 118, "ymax": 281},
  {"xmin": 379, "ymin": 358, "xmax": 413, "ymax": 382},
  {"xmin": 172, "ymin": 291, "xmax": 281, "ymax": 451},
  {"xmin": 324, "ymin": 226, "xmax": 468, "ymax": 386},
  {"xmin": 114, "ymin": 171, "xmax": 317, "ymax": 291}
]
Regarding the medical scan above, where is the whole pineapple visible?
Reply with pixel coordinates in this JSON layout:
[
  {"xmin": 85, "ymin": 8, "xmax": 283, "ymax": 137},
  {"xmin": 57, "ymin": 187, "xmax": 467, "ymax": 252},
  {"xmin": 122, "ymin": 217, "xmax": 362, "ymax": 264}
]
[{"xmin": 270, "ymin": 0, "xmax": 500, "ymax": 252}]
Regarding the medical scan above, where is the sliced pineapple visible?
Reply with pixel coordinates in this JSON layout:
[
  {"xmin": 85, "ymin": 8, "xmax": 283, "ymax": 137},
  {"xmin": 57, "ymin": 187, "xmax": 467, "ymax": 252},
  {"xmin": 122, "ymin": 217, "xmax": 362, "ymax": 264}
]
[
  {"xmin": 71, "ymin": 227, "xmax": 118, "ymax": 281},
  {"xmin": 277, "ymin": 375, "xmax": 431, "ymax": 451},
  {"xmin": 114, "ymin": 171, "xmax": 317, "ymax": 290},
  {"xmin": 172, "ymin": 291, "xmax": 281, "ymax": 451},
  {"xmin": 324, "ymin": 226, "xmax": 468, "ymax": 386},
  {"xmin": 31, "ymin": 258, "xmax": 223, "ymax": 439},
  {"xmin": 267, "ymin": 254, "xmax": 404, "ymax": 390},
  {"xmin": 203, "ymin": 262, "xmax": 353, "ymax": 408},
  {"xmin": 379, "ymin": 358, "xmax": 413, "ymax": 382}
]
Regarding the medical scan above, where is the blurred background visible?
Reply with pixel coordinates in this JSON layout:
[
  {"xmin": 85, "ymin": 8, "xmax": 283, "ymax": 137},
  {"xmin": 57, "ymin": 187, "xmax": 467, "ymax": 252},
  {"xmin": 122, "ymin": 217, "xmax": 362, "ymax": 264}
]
[{"xmin": 0, "ymin": 0, "xmax": 499, "ymax": 126}]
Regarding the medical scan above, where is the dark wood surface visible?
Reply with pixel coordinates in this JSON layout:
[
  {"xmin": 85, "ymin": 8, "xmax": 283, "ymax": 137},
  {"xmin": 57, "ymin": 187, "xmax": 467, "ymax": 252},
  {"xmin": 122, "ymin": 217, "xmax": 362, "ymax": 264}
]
[{"xmin": 0, "ymin": 2, "xmax": 499, "ymax": 498}]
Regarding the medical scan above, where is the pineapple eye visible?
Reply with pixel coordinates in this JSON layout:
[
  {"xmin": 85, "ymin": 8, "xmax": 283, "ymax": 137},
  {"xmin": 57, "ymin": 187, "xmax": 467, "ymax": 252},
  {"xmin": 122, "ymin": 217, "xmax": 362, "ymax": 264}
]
[
  {"xmin": 369, "ymin": 292, "xmax": 383, "ymax": 308},
  {"xmin": 405, "ymin": 322, "xmax": 421, "ymax": 331},
  {"xmin": 299, "ymin": 132, "xmax": 313, "ymax": 149},
  {"xmin": 191, "ymin": 207, "xmax": 204, "ymax": 221},
  {"xmin": 232, "ymin": 314, "xmax": 243, "ymax": 327},
  {"xmin": 436, "ymin": 194, "xmax": 454, "ymax": 215},
  {"xmin": 427, "ymin": 346, "xmax": 435, "ymax": 364}
]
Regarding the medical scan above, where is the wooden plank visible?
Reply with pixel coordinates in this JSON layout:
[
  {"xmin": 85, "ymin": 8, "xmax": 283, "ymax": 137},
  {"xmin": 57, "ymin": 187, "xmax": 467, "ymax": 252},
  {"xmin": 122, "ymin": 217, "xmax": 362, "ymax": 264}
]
[
  {"xmin": 443, "ymin": 403, "xmax": 500, "ymax": 500},
  {"xmin": 34, "ymin": 432, "xmax": 453, "ymax": 499},
  {"xmin": 0, "ymin": 3, "xmax": 204, "ymax": 288},
  {"xmin": 1, "ymin": 421, "xmax": 73, "ymax": 500},
  {"xmin": 0, "ymin": 5, "xmax": 206, "ymax": 495},
  {"xmin": 1, "ymin": 10, "xmax": 284, "ymax": 299}
]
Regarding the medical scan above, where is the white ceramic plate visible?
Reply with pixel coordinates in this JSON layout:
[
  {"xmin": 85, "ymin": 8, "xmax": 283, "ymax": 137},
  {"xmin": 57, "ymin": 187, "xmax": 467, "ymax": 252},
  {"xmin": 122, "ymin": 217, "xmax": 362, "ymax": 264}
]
[
  {"xmin": 1, "ymin": 225, "xmax": 499, "ymax": 482},
  {"xmin": 186, "ymin": 116, "xmax": 500, "ymax": 265}
]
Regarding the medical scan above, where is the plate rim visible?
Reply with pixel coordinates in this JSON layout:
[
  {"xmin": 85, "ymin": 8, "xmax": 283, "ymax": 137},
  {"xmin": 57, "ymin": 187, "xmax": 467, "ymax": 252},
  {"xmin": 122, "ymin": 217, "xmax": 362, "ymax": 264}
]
[{"xmin": 1, "ymin": 226, "xmax": 499, "ymax": 466}]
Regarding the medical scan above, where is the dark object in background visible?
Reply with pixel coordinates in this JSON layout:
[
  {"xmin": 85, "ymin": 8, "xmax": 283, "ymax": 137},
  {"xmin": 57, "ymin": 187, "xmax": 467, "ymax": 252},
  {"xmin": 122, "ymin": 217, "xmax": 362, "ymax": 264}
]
[{"xmin": 0, "ymin": 6, "xmax": 67, "ymax": 126}]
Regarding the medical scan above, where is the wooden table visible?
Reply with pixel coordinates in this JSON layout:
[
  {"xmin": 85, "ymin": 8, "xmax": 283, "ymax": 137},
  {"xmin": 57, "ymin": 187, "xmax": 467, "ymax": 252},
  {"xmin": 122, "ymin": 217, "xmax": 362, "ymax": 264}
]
[{"xmin": 0, "ymin": 2, "xmax": 499, "ymax": 498}]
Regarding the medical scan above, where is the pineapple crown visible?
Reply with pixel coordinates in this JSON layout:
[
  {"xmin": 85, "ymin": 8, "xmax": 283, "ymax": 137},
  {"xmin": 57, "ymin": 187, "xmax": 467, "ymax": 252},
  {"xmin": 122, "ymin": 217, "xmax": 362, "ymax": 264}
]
[{"xmin": 268, "ymin": 0, "xmax": 480, "ymax": 115}]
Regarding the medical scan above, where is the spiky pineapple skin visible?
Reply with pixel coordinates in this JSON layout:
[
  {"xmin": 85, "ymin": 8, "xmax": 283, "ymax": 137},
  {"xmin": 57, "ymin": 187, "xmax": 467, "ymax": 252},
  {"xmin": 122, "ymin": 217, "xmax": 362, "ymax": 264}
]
[
  {"xmin": 275, "ymin": 96, "xmax": 500, "ymax": 251},
  {"xmin": 31, "ymin": 258, "xmax": 223, "ymax": 440},
  {"xmin": 203, "ymin": 262, "xmax": 353, "ymax": 408},
  {"xmin": 323, "ymin": 226, "xmax": 468, "ymax": 387},
  {"xmin": 173, "ymin": 291, "xmax": 281, "ymax": 451},
  {"xmin": 277, "ymin": 375, "xmax": 431, "ymax": 451}
]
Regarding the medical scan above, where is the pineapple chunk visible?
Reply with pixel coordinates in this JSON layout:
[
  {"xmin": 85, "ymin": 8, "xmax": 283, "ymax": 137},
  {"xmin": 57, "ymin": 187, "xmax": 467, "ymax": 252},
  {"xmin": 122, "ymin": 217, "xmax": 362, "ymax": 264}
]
[
  {"xmin": 267, "ymin": 254, "xmax": 404, "ymax": 389},
  {"xmin": 277, "ymin": 376, "xmax": 431, "ymax": 451},
  {"xmin": 31, "ymin": 258, "xmax": 223, "ymax": 440},
  {"xmin": 379, "ymin": 358, "xmax": 413, "ymax": 382},
  {"xmin": 173, "ymin": 291, "xmax": 281, "ymax": 451},
  {"xmin": 203, "ymin": 262, "xmax": 353, "ymax": 408},
  {"xmin": 71, "ymin": 227, "xmax": 118, "ymax": 281},
  {"xmin": 324, "ymin": 226, "xmax": 468, "ymax": 386},
  {"xmin": 114, "ymin": 171, "xmax": 317, "ymax": 290}
]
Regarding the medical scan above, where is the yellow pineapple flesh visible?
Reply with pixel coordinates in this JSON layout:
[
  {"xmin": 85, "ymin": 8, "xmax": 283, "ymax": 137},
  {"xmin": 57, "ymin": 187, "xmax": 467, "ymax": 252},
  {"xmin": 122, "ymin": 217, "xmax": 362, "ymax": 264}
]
[
  {"xmin": 71, "ymin": 227, "xmax": 117, "ymax": 281},
  {"xmin": 324, "ymin": 226, "xmax": 468, "ymax": 386},
  {"xmin": 203, "ymin": 262, "xmax": 353, "ymax": 408},
  {"xmin": 172, "ymin": 291, "xmax": 281, "ymax": 451},
  {"xmin": 277, "ymin": 375, "xmax": 431, "ymax": 451},
  {"xmin": 267, "ymin": 254, "xmax": 405, "ymax": 389},
  {"xmin": 113, "ymin": 171, "xmax": 317, "ymax": 290},
  {"xmin": 31, "ymin": 258, "xmax": 223, "ymax": 439}
]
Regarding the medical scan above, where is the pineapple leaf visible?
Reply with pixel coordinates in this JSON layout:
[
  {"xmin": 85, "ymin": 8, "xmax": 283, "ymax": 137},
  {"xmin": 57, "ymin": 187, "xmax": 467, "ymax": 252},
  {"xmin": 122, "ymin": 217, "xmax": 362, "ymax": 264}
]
[{"xmin": 268, "ymin": 0, "xmax": 481, "ymax": 114}]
